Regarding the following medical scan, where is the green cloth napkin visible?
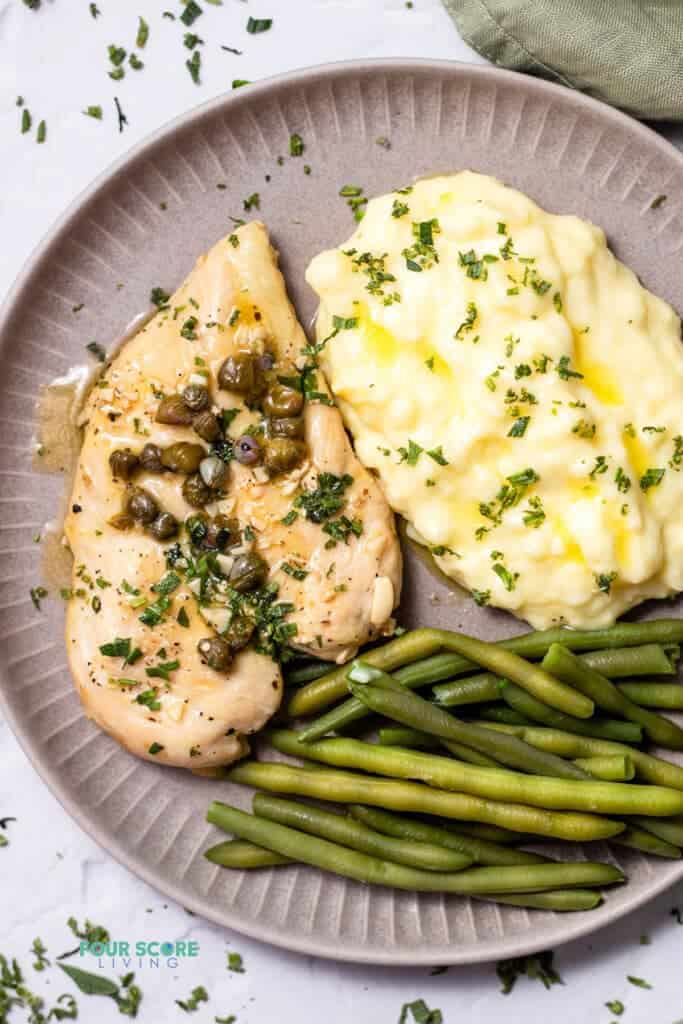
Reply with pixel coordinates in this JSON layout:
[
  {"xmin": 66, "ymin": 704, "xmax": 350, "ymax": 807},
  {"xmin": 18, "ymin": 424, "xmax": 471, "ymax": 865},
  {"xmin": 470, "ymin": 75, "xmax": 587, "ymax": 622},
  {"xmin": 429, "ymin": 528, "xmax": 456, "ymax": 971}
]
[{"xmin": 443, "ymin": 0, "xmax": 683, "ymax": 120}]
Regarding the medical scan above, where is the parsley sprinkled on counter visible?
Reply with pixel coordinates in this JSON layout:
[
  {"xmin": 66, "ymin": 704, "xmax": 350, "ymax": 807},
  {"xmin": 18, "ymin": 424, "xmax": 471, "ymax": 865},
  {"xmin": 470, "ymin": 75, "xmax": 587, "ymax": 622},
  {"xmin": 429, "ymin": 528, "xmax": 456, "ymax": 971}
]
[
  {"xmin": 243, "ymin": 192, "xmax": 260, "ymax": 211},
  {"xmin": 472, "ymin": 589, "xmax": 491, "ymax": 606},
  {"xmin": 496, "ymin": 951, "xmax": 563, "ymax": 994},
  {"xmin": 627, "ymin": 975, "xmax": 652, "ymax": 989},
  {"xmin": 227, "ymin": 951, "xmax": 245, "ymax": 972},
  {"xmin": 136, "ymin": 16, "xmax": 149, "ymax": 48},
  {"xmin": 398, "ymin": 999, "xmax": 443, "ymax": 1024},
  {"xmin": 247, "ymin": 16, "xmax": 273, "ymax": 33},
  {"xmin": 21, "ymin": 107, "xmax": 31, "ymax": 134},
  {"xmin": 605, "ymin": 1000, "xmax": 624, "ymax": 1016},
  {"xmin": 339, "ymin": 184, "xmax": 368, "ymax": 222},
  {"xmin": 36, "ymin": 120, "xmax": 46, "ymax": 144},
  {"xmin": 86, "ymin": 341, "xmax": 106, "ymax": 361},
  {"xmin": 232, "ymin": 79, "xmax": 251, "ymax": 89},
  {"xmin": 83, "ymin": 105, "xmax": 103, "ymax": 119},
  {"xmin": 150, "ymin": 286, "xmax": 171, "ymax": 309},
  {"xmin": 186, "ymin": 49, "xmax": 201, "ymax": 84},
  {"xmin": 181, "ymin": 1, "xmax": 203, "ymax": 27},
  {"xmin": 30, "ymin": 586, "xmax": 48, "ymax": 610},
  {"xmin": 640, "ymin": 467, "xmax": 665, "ymax": 491}
]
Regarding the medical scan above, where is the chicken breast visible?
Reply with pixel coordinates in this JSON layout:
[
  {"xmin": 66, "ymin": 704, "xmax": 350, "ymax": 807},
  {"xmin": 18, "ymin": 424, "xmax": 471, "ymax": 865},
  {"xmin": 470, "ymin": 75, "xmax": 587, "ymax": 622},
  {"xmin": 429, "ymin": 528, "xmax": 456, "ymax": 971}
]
[{"xmin": 64, "ymin": 222, "xmax": 401, "ymax": 770}]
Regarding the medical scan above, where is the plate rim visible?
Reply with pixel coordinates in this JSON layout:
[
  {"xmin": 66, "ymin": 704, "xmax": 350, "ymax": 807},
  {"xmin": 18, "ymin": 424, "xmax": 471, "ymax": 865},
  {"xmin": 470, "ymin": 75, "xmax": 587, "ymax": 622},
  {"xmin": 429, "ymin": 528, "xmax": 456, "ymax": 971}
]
[{"xmin": 3, "ymin": 56, "xmax": 683, "ymax": 966}]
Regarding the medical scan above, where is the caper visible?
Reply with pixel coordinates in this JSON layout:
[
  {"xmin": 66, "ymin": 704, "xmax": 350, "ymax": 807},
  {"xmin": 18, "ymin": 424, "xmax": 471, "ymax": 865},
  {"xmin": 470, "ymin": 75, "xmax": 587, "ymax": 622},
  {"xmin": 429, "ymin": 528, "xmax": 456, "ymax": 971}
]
[
  {"xmin": 139, "ymin": 443, "xmax": 165, "ymax": 474},
  {"xmin": 109, "ymin": 447, "xmax": 140, "ymax": 480},
  {"xmin": 234, "ymin": 433, "xmax": 262, "ymax": 466},
  {"xmin": 197, "ymin": 636, "xmax": 233, "ymax": 672},
  {"xmin": 126, "ymin": 486, "xmax": 159, "ymax": 524},
  {"xmin": 182, "ymin": 472, "xmax": 211, "ymax": 508},
  {"xmin": 199, "ymin": 455, "xmax": 230, "ymax": 491},
  {"xmin": 224, "ymin": 613, "xmax": 255, "ymax": 651},
  {"xmin": 155, "ymin": 394, "xmax": 194, "ymax": 426},
  {"xmin": 147, "ymin": 511, "xmax": 179, "ymax": 540},
  {"xmin": 205, "ymin": 514, "xmax": 239, "ymax": 550},
  {"xmin": 263, "ymin": 437, "xmax": 307, "ymax": 475},
  {"xmin": 229, "ymin": 551, "xmax": 268, "ymax": 593},
  {"xmin": 182, "ymin": 383, "xmax": 210, "ymax": 412},
  {"xmin": 263, "ymin": 383, "xmax": 304, "ymax": 419},
  {"xmin": 161, "ymin": 442, "xmax": 206, "ymax": 474},
  {"xmin": 185, "ymin": 512, "xmax": 210, "ymax": 546},
  {"xmin": 269, "ymin": 416, "xmax": 304, "ymax": 440},
  {"xmin": 193, "ymin": 410, "xmax": 221, "ymax": 442},
  {"xmin": 108, "ymin": 511, "xmax": 134, "ymax": 531},
  {"xmin": 217, "ymin": 352, "xmax": 259, "ymax": 395},
  {"xmin": 257, "ymin": 350, "xmax": 276, "ymax": 373}
]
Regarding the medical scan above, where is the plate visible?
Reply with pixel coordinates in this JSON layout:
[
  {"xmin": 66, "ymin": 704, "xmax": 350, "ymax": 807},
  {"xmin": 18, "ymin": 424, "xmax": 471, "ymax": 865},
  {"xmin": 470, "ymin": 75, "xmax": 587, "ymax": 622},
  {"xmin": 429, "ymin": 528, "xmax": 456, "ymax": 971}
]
[{"xmin": 2, "ymin": 58, "xmax": 683, "ymax": 966}]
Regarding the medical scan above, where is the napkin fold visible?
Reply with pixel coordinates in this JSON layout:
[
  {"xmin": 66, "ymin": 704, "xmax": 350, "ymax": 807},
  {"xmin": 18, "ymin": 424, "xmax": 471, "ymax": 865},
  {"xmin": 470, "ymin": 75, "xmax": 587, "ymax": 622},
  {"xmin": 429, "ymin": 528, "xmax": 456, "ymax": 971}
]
[{"xmin": 443, "ymin": 0, "xmax": 683, "ymax": 120}]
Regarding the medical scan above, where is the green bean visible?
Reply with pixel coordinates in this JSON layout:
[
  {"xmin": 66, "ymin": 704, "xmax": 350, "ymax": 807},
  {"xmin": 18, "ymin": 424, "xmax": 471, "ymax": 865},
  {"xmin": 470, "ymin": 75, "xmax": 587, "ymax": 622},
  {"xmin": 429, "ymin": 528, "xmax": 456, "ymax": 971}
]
[
  {"xmin": 582, "ymin": 644, "xmax": 679, "ymax": 678},
  {"xmin": 440, "ymin": 739, "xmax": 503, "ymax": 767},
  {"xmin": 617, "ymin": 682, "xmax": 683, "ymax": 709},
  {"xmin": 499, "ymin": 680, "xmax": 644, "ymax": 743},
  {"xmin": 474, "ymin": 890, "xmax": 603, "ymax": 911},
  {"xmin": 475, "ymin": 722, "xmax": 683, "ymax": 792},
  {"xmin": 477, "ymin": 707, "xmax": 533, "ymax": 726},
  {"xmin": 629, "ymin": 815, "xmax": 683, "ymax": 847},
  {"xmin": 439, "ymin": 821, "xmax": 533, "ymax": 844},
  {"xmin": 610, "ymin": 827, "xmax": 681, "ymax": 859},
  {"xmin": 205, "ymin": 839, "xmax": 290, "ymax": 868},
  {"xmin": 543, "ymin": 644, "xmax": 683, "ymax": 750},
  {"xmin": 285, "ymin": 661, "xmax": 332, "ymax": 685},
  {"xmin": 573, "ymin": 756, "xmax": 635, "ymax": 781},
  {"xmin": 433, "ymin": 646, "xmax": 678, "ymax": 707},
  {"xmin": 341, "ymin": 668, "xmax": 589, "ymax": 779},
  {"xmin": 252, "ymin": 794, "xmax": 473, "ymax": 872},
  {"xmin": 378, "ymin": 726, "xmax": 440, "ymax": 749},
  {"xmin": 348, "ymin": 805, "xmax": 547, "ymax": 865},
  {"xmin": 287, "ymin": 621, "xmax": 683, "ymax": 718},
  {"xmin": 208, "ymin": 801, "xmax": 624, "ymax": 892},
  {"xmin": 226, "ymin": 761, "xmax": 623, "ymax": 842},
  {"xmin": 270, "ymin": 729, "xmax": 683, "ymax": 817}
]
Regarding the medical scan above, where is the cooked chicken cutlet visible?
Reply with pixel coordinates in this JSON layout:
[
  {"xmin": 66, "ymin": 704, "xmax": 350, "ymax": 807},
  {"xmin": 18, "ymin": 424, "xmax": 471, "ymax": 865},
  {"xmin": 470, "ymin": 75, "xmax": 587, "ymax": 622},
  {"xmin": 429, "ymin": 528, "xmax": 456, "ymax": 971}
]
[{"xmin": 64, "ymin": 222, "xmax": 401, "ymax": 770}]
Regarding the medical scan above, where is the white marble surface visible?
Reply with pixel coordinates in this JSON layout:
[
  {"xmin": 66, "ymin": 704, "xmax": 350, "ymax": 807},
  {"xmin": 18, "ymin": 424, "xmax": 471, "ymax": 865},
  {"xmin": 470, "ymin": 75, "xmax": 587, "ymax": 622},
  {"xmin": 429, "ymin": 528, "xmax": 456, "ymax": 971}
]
[{"xmin": 2, "ymin": 1, "xmax": 683, "ymax": 1021}]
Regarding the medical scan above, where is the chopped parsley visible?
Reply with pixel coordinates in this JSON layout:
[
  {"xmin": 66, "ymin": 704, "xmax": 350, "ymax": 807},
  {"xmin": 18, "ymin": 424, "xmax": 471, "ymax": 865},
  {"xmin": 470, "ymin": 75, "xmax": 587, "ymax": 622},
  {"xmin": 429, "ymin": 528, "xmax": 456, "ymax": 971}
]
[
  {"xmin": 148, "ymin": 742, "xmax": 164, "ymax": 755},
  {"xmin": 176, "ymin": 985, "xmax": 208, "ymax": 1012},
  {"xmin": 83, "ymin": 105, "xmax": 103, "ymax": 120},
  {"xmin": 426, "ymin": 446, "xmax": 448, "ymax": 466},
  {"xmin": 557, "ymin": 355, "xmax": 583, "ymax": 381},
  {"xmin": 595, "ymin": 571, "xmax": 618, "ymax": 595},
  {"xmin": 508, "ymin": 416, "xmax": 530, "ymax": 438},
  {"xmin": 572, "ymin": 419, "xmax": 596, "ymax": 439},
  {"xmin": 281, "ymin": 562, "xmax": 308, "ymax": 581},
  {"xmin": 180, "ymin": 316, "xmax": 199, "ymax": 340},
  {"xmin": 492, "ymin": 560, "xmax": 519, "ymax": 592},
  {"xmin": 139, "ymin": 596, "xmax": 171, "ymax": 627},
  {"xmin": 227, "ymin": 952, "xmax": 244, "ymax": 972},
  {"xmin": 627, "ymin": 975, "xmax": 652, "ymax": 989},
  {"xmin": 243, "ymin": 192, "xmax": 260, "ymax": 211},
  {"xmin": 398, "ymin": 440, "xmax": 423, "ymax": 466},
  {"xmin": 134, "ymin": 688, "xmax": 161, "ymax": 711},
  {"xmin": 150, "ymin": 286, "xmax": 171, "ymax": 309},
  {"xmin": 640, "ymin": 467, "xmax": 665, "ymax": 491},
  {"xmin": 289, "ymin": 133, "xmax": 304, "ymax": 156},
  {"xmin": 86, "ymin": 340, "xmax": 106, "ymax": 362},
  {"xmin": 398, "ymin": 999, "xmax": 443, "ymax": 1024},
  {"xmin": 458, "ymin": 247, "xmax": 497, "ymax": 281},
  {"xmin": 99, "ymin": 637, "xmax": 143, "ymax": 664},
  {"xmin": 177, "ymin": 606, "xmax": 190, "ymax": 627},
  {"xmin": 180, "ymin": 1, "xmax": 203, "ymax": 27},
  {"xmin": 392, "ymin": 199, "xmax": 409, "ymax": 218},
  {"xmin": 650, "ymin": 194, "xmax": 667, "ymax": 209},
  {"xmin": 605, "ymin": 1000, "xmax": 624, "ymax": 1015},
  {"xmin": 522, "ymin": 495, "xmax": 545, "ymax": 528},
  {"xmin": 471, "ymin": 589, "xmax": 491, "ymax": 606},
  {"xmin": 590, "ymin": 455, "xmax": 608, "ymax": 478},
  {"xmin": 454, "ymin": 302, "xmax": 478, "ymax": 340},
  {"xmin": 246, "ymin": 16, "xmax": 272, "ymax": 33},
  {"xmin": 343, "ymin": 248, "xmax": 399, "ymax": 304},
  {"xmin": 615, "ymin": 466, "xmax": 631, "ymax": 492},
  {"xmin": 496, "ymin": 951, "xmax": 563, "ymax": 995},
  {"xmin": 669, "ymin": 435, "xmax": 683, "ymax": 470},
  {"xmin": 322, "ymin": 516, "xmax": 363, "ymax": 547},
  {"xmin": 30, "ymin": 586, "xmax": 48, "ymax": 610},
  {"xmin": 295, "ymin": 472, "xmax": 353, "ymax": 522},
  {"xmin": 186, "ymin": 50, "xmax": 201, "ymax": 84},
  {"xmin": 402, "ymin": 219, "xmax": 441, "ymax": 271},
  {"xmin": 145, "ymin": 659, "xmax": 180, "ymax": 682},
  {"xmin": 151, "ymin": 571, "xmax": 181, "ymax": 596},
  {"xmin": 136, "ymin": 16, "xmax": 149, "ymax": 48},
  {"xmin": 553, "ymin": 291, "xmax": 563, "ymax": 313}
]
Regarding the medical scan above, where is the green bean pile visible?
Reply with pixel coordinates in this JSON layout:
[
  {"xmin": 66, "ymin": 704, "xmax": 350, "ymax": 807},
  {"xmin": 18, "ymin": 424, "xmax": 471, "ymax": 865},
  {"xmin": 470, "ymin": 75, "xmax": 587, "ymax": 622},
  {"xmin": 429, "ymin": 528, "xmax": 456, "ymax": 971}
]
[{"xmin": 204, "ymin": 618, "xmax": 683, "ymax": 913}]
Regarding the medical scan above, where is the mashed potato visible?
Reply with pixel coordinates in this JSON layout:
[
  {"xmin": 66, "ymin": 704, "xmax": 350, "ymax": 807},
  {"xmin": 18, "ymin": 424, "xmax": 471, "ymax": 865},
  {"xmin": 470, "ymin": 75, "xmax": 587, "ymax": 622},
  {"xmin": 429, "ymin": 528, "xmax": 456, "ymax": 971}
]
[{"xmin": 306, "ymin": 172, "xmax": 683, "ymax": 628}]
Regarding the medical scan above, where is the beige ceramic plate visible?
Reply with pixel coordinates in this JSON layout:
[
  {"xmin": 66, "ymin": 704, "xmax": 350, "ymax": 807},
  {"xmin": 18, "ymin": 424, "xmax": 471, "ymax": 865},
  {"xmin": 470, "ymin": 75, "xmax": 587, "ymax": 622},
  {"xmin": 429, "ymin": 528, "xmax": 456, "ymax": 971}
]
[{"xmin": 2, "ymin": 59, "xmax": 683, "ymax": 965}]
